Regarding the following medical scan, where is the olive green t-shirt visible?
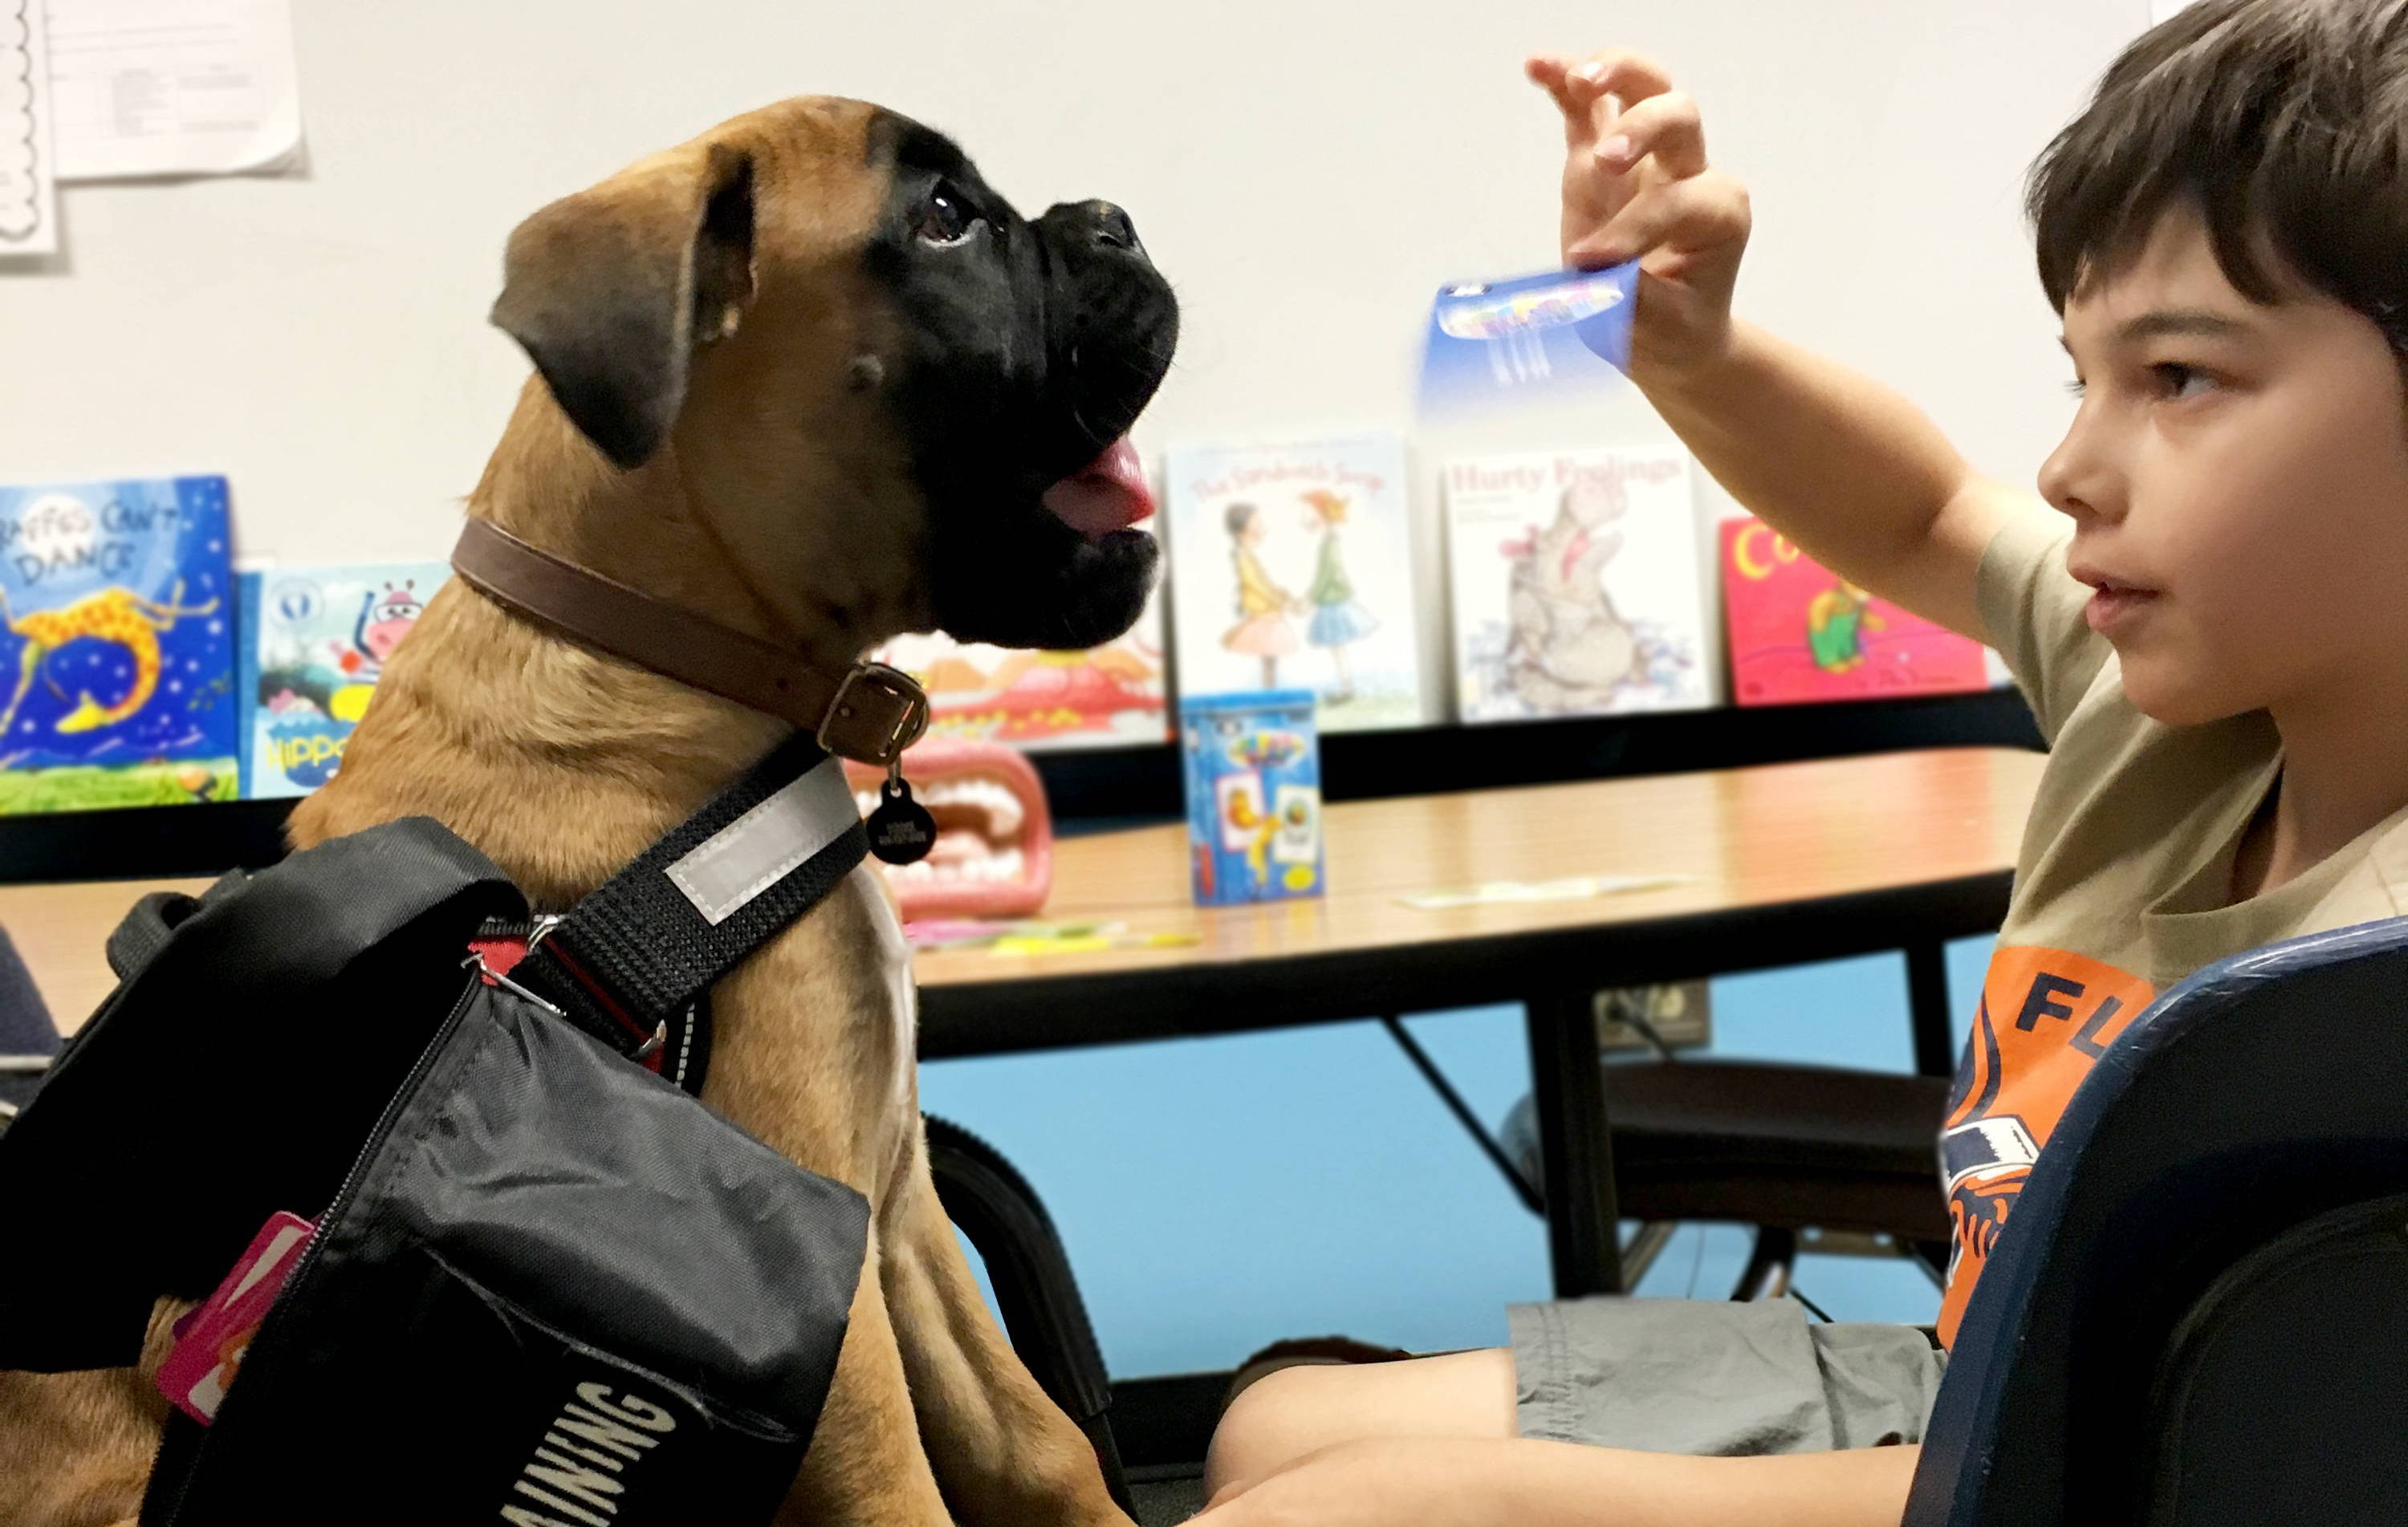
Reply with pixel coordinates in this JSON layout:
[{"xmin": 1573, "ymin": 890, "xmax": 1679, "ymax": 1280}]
[{"xmin": 1936, "ymin": 506, "xmax": 2408, "ymax": 1345}]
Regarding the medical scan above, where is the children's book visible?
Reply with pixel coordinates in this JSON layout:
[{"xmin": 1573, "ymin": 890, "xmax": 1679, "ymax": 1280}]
[
  {"xmin": 1163, "ymin": 434, "xmax": 1426, "ymax": 732},
  {"xmin": 872, "ymin": 583, "xmax": 1169, "ymax": 751},
  {"xmin": 239, "ymin": 561, "xmax": 449, "ymax": 797},
  {"xmin": 1719, "ymin": 517, "xmax": 1990, "ymax": 706},
  {"xmin": 1442, "ymin": 446, "xmax": 1712, "ymax": 722},
  {"xmin": 0, "ymin": 476, "xmax": 238, "ymax": 813}
]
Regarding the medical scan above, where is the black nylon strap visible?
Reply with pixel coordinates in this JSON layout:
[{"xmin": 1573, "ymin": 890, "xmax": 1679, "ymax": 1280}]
[{"xmin": 513, "ymin": 731, "xmax": 868, "ymax": 1091}]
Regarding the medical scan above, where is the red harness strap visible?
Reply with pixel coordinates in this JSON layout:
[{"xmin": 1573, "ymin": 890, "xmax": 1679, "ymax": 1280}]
[{"xmin": 466, "ymin": 932, "xmax": 668, "ymax": 1077}]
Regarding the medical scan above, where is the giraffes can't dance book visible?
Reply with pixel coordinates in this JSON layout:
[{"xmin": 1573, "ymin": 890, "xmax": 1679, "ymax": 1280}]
[{"xmin": 0, "ymin": 476, "xmax": 238, "ymax": 813}]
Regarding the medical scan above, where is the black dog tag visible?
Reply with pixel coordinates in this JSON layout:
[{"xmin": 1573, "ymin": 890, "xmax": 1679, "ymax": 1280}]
[{"xmin": 867, "ymin": 774, "xmax": 935, "ymax": 865}]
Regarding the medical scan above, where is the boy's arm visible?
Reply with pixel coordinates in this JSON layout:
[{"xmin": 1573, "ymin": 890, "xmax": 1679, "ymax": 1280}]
[
  {"xmin": 1193, "ymin": 1434, "xmax": 1921, "ymax": 1527},
  {"xmin": 1528, "ymin": 50, "xmax": 2044, "ymax": 644},
  {"xmin": 1642, "ymin": 320, "xmax": 2022, "ymax": 642}
]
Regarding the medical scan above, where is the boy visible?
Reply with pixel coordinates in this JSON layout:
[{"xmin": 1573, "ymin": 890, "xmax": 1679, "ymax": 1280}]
[{"xmin": 1196, "ymin": 2, "xmax": 2408, "ymax": 1522}]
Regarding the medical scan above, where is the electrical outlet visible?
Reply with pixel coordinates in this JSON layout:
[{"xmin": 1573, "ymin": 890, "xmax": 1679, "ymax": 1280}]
[{"xmin": 1593, "ymin": 979, "xmax": 1711, "ymax": 1054}]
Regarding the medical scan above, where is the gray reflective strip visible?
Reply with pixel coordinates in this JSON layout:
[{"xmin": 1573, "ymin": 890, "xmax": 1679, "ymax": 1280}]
[{"xmin": 665, "ymin": 756, "xmax": 860, "ymax": 926}]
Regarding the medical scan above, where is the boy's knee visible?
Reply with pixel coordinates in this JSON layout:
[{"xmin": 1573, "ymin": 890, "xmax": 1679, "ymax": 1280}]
[{"xmin": 1203, "ymin": 1364, "xmax": 1340, "ymax": 1500}]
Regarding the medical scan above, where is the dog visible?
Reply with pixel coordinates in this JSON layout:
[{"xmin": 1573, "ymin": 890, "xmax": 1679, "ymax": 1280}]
[{"xmin": 0, "ymin": 95, "xmax": 1176, "ymax": 1527}]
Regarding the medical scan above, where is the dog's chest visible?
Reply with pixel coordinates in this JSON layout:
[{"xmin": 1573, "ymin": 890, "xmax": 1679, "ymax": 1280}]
[
  {"xmin": 841, "ymin": 863, "xmax": 921, "ymax": 1112},
  {"xmin": 699, "ymin": 863, "xmax": 922, "ymax": 1176}
]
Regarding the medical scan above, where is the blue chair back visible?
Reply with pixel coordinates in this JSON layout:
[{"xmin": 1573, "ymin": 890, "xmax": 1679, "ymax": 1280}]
[{"xmin": 1906, "ymin": 916, "xmax": 2408, "ymax": 1525}]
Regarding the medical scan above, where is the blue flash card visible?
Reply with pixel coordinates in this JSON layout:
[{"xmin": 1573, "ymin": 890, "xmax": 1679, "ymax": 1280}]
[{"xmin": 1416, "ymin": 263, "xmax": 1639, "ymax": 422}]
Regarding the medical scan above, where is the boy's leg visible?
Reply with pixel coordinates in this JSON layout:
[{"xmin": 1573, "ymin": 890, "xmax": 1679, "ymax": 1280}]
[{"xmin": 1202, "ymin": 1348, "xmax": 1518, "ymax": 1501}]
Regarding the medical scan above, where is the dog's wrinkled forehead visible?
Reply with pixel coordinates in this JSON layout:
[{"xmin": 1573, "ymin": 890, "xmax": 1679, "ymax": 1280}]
[
  {"xmin": 860, "ymin": 112, "xmax": 1054, "ymax": 399},
  {"xmin": 857, "ymin": 110, "xmax": 1172, "ymax": 484}
]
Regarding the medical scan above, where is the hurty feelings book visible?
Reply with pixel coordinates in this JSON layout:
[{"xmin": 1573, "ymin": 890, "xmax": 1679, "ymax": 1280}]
[{"xmin": 1442, "ymin": 445, "xmax": 1712, "ymax": 723}]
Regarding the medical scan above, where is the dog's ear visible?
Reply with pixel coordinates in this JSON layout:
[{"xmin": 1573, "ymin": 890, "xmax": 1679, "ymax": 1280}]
[{"xmin": 491, "ymin": 142, "xmax": 757, "ymax": 469}]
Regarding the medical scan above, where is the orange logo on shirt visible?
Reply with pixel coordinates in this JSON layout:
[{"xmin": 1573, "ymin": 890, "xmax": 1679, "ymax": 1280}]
[{"xmin": 1935, "ymin": 946, "xmax": 2155, "ymax": 1347}]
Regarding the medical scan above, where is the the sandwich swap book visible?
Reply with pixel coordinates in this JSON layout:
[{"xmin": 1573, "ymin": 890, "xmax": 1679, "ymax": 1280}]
[{"xmin": 1164, "ymin": 435, "xmax": 1426, "ymax": 732}]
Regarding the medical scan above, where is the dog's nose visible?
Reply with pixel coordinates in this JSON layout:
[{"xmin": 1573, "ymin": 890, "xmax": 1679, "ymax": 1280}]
[{"xmin": 1084, "ymin": 200, "xmax": 1143, "ymax": 255}]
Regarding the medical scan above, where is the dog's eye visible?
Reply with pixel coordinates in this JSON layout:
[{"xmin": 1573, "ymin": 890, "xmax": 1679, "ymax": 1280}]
[{"xmin": 917, "ymin": 184, "xmax": 975, "ymax": 246}]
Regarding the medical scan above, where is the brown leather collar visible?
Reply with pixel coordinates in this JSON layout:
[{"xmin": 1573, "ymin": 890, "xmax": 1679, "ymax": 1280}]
[{"xmin": 449, "ymin": 518, "xmax": 929, "ymax": 768}]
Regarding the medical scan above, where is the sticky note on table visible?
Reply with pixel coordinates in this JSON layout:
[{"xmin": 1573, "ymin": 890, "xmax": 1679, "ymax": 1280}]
[{"xmin": 1401, "ymin": 874, "xmax": 1696, "ymax": 911}]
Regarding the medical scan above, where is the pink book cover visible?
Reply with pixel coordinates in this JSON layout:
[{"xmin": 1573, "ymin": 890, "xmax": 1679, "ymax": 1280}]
[
  {"xmin": 1720, "ymin": 518, "xmax": 1989, "ymax": 706},
  {"xmin": 872, "ymin": 586, "xmax": 1168, "ymax": 752}
]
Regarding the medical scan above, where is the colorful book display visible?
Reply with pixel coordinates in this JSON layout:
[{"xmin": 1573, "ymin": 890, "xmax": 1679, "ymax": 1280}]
[
  {"xmin": 239, "ymin": 562, "xmax": 449, "ymax": 796},
  {"xmin": 872, "ymin": 588, "xmax": 1169, "ymax": 751},
  {"xmin": 1164, "ymin": 435, "xmax": 1426, "ymax": 732},
  {"xmin": 0, "ymin": 476, "xmax": 238, "ymax": 813},
  {"xmin": 1180, "ymin": 689, "xmax": 1324, "ymax": 905},
  {"xmin": 1442, "ymin": 445, "xmax": 1712, "ymax": 722},
  {"xmin": 1719, "ymin": 518, "xmax": 1989, "ymax": 706}
]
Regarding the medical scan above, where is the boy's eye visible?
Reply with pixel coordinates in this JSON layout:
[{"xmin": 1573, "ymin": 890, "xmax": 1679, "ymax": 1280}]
[
  {"xmin": 2149, "ymin": 362, "xmax": 2213, "ymax": 400},
  {"xmin": 2064, "ymin": 376, "xmax": 2087, "ymax": 399}
]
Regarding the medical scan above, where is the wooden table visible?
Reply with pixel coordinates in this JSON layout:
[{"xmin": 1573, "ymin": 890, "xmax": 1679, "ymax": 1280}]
[
  {"xmin": 922, "ymin": 745, "xmax": 2042, "ymax": 1295},
  {"xmin": 2, "ymin": 745, "xmax": 2044, "ymax": 1296}
]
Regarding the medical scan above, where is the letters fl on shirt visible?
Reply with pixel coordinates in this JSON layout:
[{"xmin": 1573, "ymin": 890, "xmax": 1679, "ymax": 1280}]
[{"xmin": 1934, "ymin": 946, "xmax": 2155, "ymax": 1346}]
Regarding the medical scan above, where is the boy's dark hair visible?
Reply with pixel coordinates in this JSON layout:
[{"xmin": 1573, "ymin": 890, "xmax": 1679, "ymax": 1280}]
[
  {"xmin": 1225, "ymin": 501, "xmax": 1257, "ymax": 535},
  {"xmin": 2028, "ymin": 0, "xmax": 2408, "ymax": 350}
]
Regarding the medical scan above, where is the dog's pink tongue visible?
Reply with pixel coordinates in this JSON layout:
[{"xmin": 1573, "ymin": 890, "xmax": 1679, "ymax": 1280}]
[{"xmin": 1041, "ymin": 436, "xmax": 1154, "ymax": 539}]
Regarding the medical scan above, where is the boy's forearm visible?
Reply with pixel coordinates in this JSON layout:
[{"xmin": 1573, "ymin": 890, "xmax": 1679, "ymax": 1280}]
[
  {"xmin": 1481, "ymin": 1436, "xmax": 1922, "ymax": 1527},
  {"xmin": 1636, "ymin": 319, "xmax": 1979, "ymax": 592}
]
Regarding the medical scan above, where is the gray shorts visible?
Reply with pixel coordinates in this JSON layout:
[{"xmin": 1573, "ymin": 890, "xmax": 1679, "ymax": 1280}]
[{"xmin": 1507, "ymin": 1297, "xmax": 1946, "ymax": 1455}]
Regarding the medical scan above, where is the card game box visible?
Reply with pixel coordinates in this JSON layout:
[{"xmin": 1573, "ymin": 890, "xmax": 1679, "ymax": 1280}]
[{"xmin": 1178, "ymin": 690, "xmax": 1324, "ymax": 906}]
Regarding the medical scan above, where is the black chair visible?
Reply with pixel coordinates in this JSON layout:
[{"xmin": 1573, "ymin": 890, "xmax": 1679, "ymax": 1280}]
[
  {"xmin": 1385, "ymin": 967, "xmax": 1955, "ymax": 1299},
  {"xmin": 1905, "ymin": 916, "xmax": 2408, "ymax": 1525},
  {"xmin": 923, "ymin": 1113, "xmax": 1134, "ymax": 1513},
  {"xmin": 1502, "ymin": 1060, "xmax": 1951, "ymax": 1295}
]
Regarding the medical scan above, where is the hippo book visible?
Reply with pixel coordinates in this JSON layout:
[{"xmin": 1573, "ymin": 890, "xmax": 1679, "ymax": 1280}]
[
  {"xmin": 1442, "ymin": 446, "xmax": 1712, "ymax": 722},
  {"xmin": 0, "ymin": 475, "xmax": 238, "ymax": 813},
  {"xmin": 1719, "ymin": 517, "xmax": 1989, "ymax": 706},
  {"xmin": 872, "ymin": 583, "xmax": 1169, "ymax": 752},
  {"xmin": 1162, "ymin": 434, "xmax": 1425, "ymax": 732},
  {"xmin": 239, "ymin": 560, "xmax": 450, "ymax": 797}
]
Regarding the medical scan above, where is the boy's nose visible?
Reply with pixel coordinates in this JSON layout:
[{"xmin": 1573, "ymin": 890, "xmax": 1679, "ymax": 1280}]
[{"xmin": 2037, "ymin": 408, "xmax": 2121, "ymax": 524}]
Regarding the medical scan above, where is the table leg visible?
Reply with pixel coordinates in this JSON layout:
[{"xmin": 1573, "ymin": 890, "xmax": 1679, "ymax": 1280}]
[
  {"xmin": 1526, "ymin": 990, "xmax": 1624, "ymax": 1298},
  {"xmin": 1378, "ymin": 1014, "xmax": 1544, "ymax": 1214},
  {"xmin": 1906, "ymin": 940, "xmax": 1958, "ymax": 1078}
]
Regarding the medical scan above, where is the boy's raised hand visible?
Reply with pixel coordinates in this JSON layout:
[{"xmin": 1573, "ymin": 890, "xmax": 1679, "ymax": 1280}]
[{"xmin": 1526, "ymin": 50, "xmax": 1751, "ymax": 374}]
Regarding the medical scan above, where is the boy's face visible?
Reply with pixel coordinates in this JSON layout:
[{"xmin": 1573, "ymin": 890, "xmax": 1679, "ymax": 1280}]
[{"xmin": 2040, "ymin": 206, "xmax": 2408, "ymax": 728}]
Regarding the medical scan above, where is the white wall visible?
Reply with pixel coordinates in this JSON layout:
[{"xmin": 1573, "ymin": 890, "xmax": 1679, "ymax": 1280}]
[{"xmin": 1, "ymin": 0, "xmax": 2141, "ymax": 591}]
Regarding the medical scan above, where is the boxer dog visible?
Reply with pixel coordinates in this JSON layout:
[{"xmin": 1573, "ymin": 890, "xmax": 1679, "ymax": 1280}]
[{"xmin": 0, "ymin": 95, "xmax": 1174, "ymax": 1527}]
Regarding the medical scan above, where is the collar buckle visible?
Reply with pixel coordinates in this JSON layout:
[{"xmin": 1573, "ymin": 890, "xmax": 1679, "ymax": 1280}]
[{"xmin": 817, "ymin": 663, "xmax": 930, "ymax": 767}]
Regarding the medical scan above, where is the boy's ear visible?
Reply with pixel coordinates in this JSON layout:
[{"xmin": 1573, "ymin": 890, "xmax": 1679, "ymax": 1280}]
[{"xmin": 490, "ymin": 142, "xmax": 758, "ymax": 469}]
